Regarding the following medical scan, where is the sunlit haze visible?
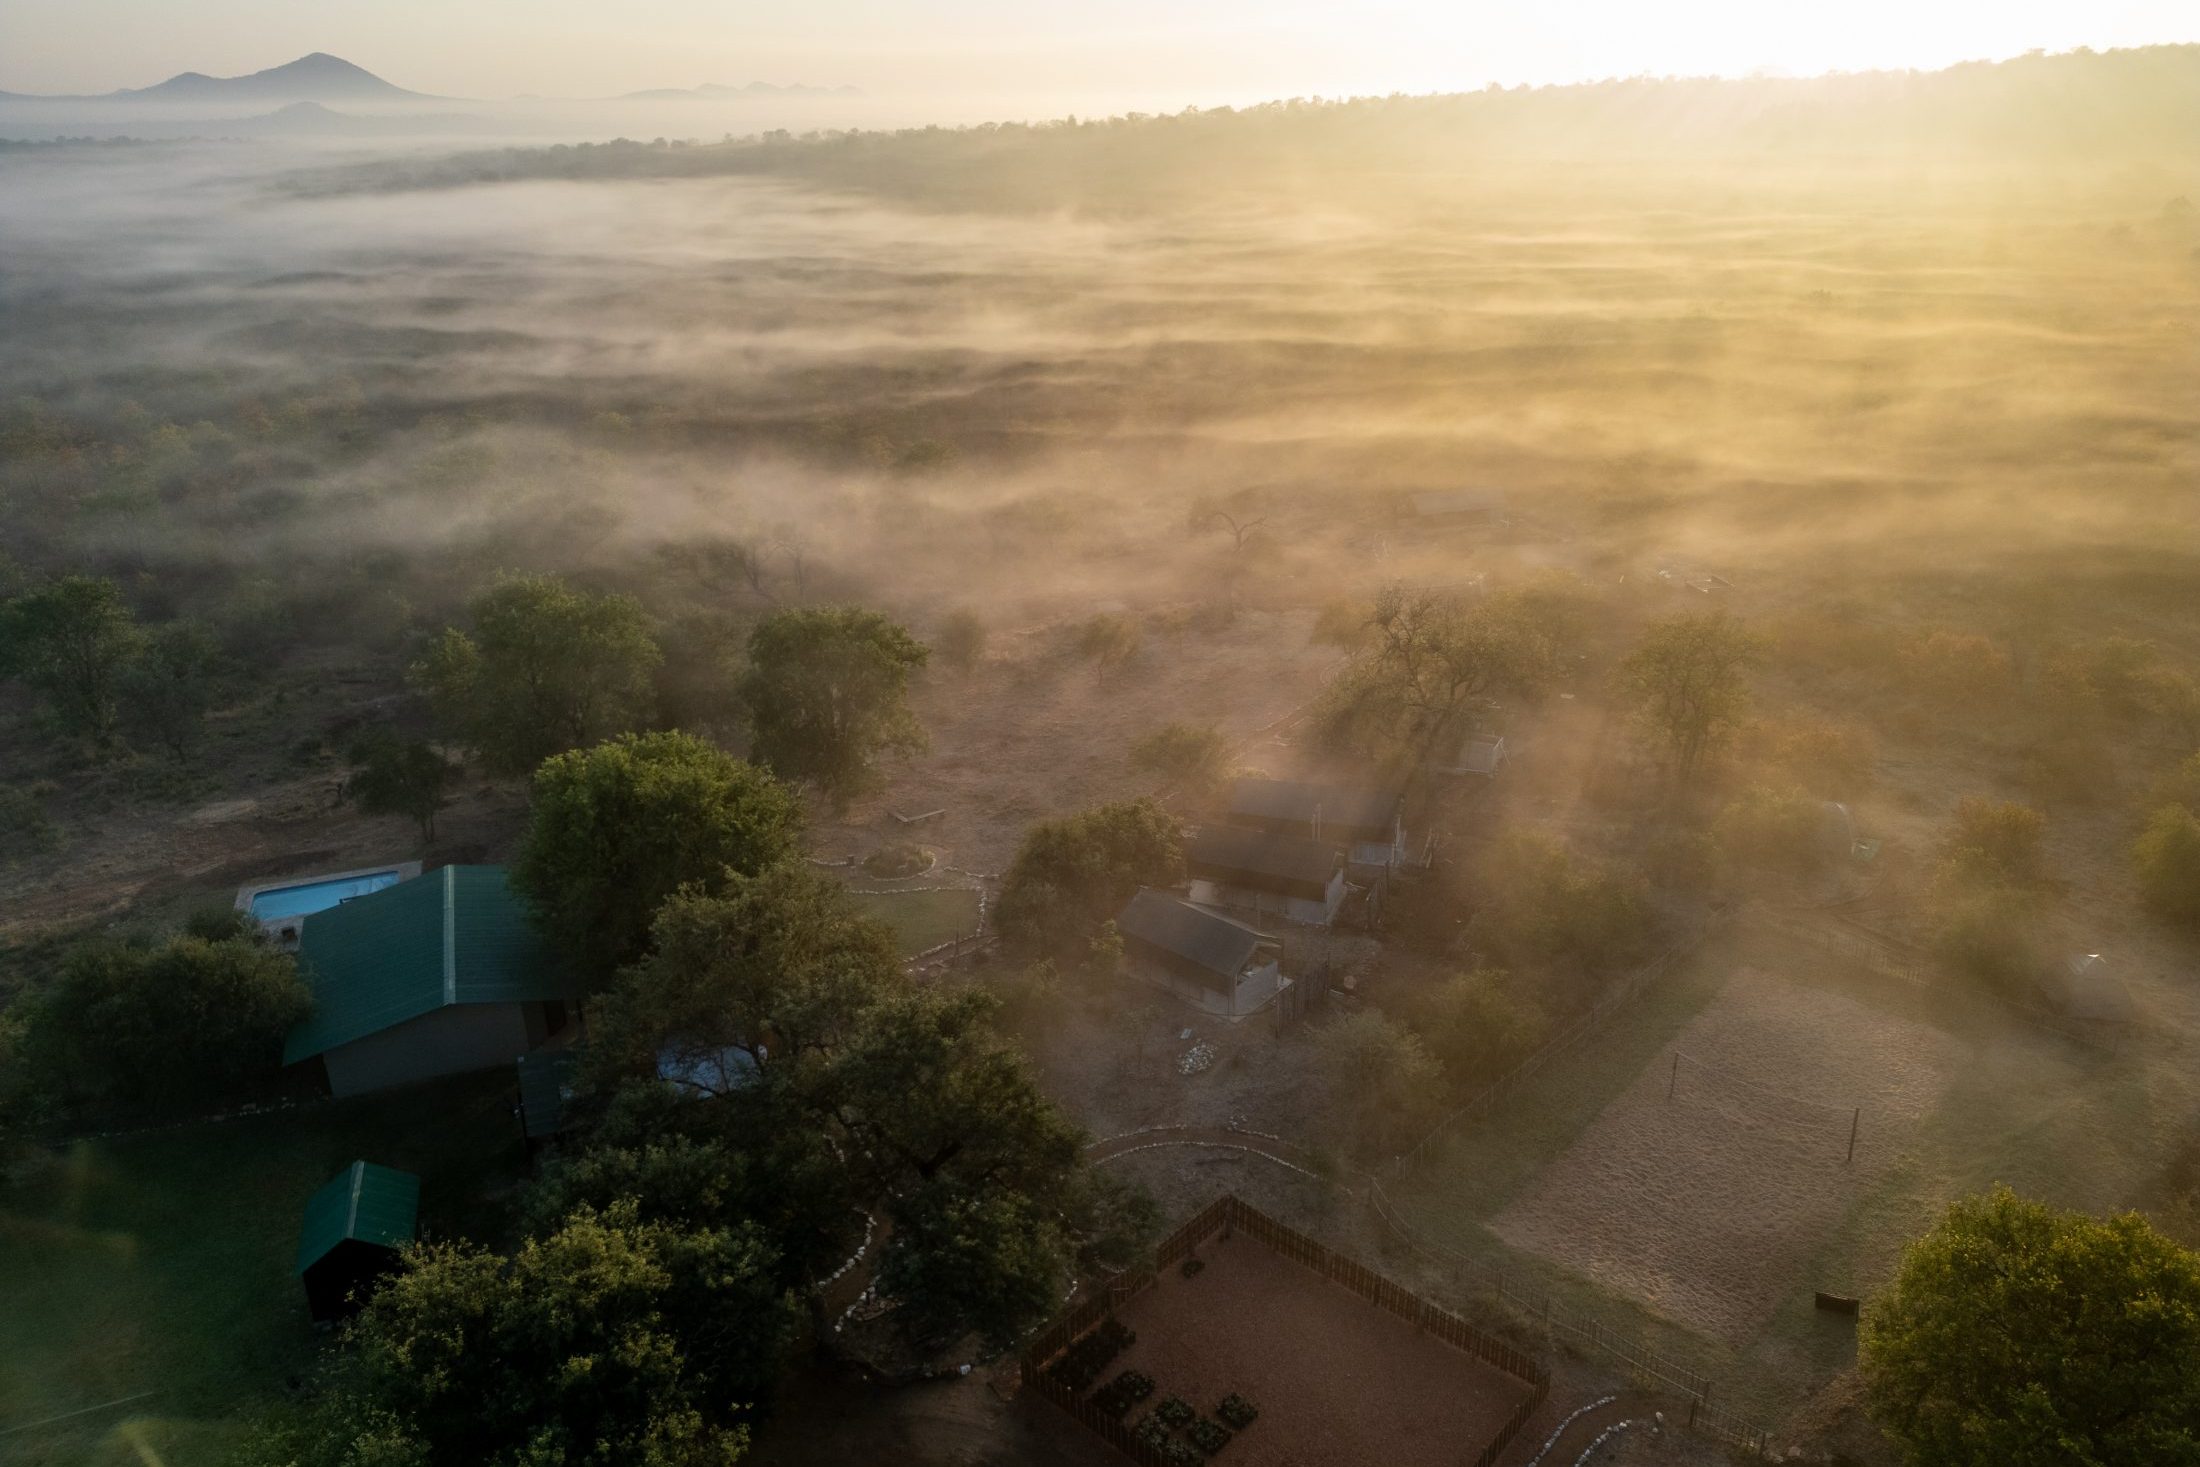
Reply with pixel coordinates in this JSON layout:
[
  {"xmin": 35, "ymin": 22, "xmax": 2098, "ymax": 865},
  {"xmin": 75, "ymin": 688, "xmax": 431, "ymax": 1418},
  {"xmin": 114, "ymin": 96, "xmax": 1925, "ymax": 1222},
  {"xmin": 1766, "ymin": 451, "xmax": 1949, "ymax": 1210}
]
[{"xmin": 1, "ymin": 0, "xmax": 2194, "ymax": 106}]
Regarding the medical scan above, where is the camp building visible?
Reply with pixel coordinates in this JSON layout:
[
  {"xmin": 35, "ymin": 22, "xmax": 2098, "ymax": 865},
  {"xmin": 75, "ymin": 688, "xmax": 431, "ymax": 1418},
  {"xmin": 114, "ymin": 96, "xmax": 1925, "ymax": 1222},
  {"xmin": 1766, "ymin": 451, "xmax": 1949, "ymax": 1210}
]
[
  {"xmin": 1226, "ymin": 777, "xmax": 1405, "ymax": 876},
  {"xmin": 296, "ymin": 1160, "xmax": 419, "ymax": 1322},
  {"xmin": 284, "ymin": 865, "xmax": 577, "ymax": 1100},
  {"xmin": 1186, "ymin": 825, "xmax": 1347, "ymax": 927},
  {"xmin": 1115, "ymin": 888, "xmax": 1289, "ymax": 1018}
]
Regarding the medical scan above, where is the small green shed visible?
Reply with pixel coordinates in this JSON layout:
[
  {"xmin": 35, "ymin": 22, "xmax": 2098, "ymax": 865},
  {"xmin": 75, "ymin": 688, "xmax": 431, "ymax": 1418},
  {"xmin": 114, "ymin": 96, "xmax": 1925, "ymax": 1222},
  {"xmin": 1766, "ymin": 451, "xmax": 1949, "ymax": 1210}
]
[{"xmin": 296, "ymin": 1160, "xmax": 420, "ymax": 1322}]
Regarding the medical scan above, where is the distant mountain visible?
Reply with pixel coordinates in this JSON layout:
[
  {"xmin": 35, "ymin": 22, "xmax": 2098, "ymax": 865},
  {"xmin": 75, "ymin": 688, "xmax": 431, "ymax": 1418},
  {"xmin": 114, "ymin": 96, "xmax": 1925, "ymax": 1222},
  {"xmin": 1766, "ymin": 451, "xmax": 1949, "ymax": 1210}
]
[
  {"xmin": 619, "ymin": 80, "xmax": 862, "ymax": 100},
  {"xmin": 120, "ymin": 52, "xmax": 426, "ymax": 103},
  {"xmin": 2, "ymin": 53, "xmax": 434, "ymax": 104}
]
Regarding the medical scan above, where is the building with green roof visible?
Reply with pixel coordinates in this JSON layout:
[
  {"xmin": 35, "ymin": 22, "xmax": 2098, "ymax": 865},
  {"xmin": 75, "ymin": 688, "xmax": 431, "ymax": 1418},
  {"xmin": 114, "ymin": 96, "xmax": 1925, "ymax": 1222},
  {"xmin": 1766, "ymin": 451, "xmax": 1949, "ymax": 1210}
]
[
  {"xmin": 286, "ymin": 865, "xmax": 577, "ymax": 1099},
  {"xmin": 296, "ymin": 1160, "xmax": 420, "ymax": 1321}
]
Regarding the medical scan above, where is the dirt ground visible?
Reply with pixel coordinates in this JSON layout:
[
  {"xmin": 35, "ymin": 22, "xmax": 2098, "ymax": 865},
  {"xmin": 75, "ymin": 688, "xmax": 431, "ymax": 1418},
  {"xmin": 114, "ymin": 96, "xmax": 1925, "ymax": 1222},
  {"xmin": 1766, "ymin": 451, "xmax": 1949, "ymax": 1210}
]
[
  {"xmin": 1490, "ymin": 964, "xmax": 1964, "ymax": 1342},
  {"xmin": 1104, "ymin": 1228, "xmax": 1533, "ymax": 1467}
]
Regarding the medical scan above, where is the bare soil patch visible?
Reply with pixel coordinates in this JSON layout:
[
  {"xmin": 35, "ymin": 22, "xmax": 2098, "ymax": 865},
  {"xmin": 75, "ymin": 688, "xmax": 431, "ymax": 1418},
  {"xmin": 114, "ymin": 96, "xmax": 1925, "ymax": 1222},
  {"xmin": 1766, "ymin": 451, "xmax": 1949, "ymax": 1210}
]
[
  {"xmin": 1490, "ymin": 964, "xmax": 1963, "ymax": 1342},
  {"xmin": 1106, "ymin": 1228, "xmax": 1532, "ymax": 1467}
]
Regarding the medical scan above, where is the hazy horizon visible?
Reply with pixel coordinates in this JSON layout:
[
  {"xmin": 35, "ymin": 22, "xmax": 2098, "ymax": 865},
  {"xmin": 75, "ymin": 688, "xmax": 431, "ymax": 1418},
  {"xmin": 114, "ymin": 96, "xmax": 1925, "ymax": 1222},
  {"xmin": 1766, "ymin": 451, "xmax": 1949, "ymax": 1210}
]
[{"xmin": 3, "ymin": 0, "xmax": 2197, "ymax": 113}]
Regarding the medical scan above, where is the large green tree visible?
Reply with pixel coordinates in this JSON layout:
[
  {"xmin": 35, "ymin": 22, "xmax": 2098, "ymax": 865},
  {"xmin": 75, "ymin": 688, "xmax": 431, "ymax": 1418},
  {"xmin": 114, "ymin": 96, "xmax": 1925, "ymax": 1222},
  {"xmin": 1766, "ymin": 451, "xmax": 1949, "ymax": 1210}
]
[
  {"xmin": 272, "ymin": 1201, "xmax": 791, "ymax": 1467},
  {"xmin": 1314, "ymin": 583, "xmax": 1566, "ymax": 769},
  {"xmin": 993, "ymin": 798, "xmax": 1183, "ymax": 961},
  {"xmin": 737, "ymin": 606, "xmax": 927, "ymax": 804},
  {"xmin": 26, "ymin": 933, "xmax": 309, "ymax": 1109},
  {"xmin": 0, "ymin": 575, "xmax": 142, "ymax": 744},
  {"xmin": 1620, "ymin": 611, "xmax": 1761, "ymax": 788},
  {"xmin": 119, "ymin": 619, "xmax": 220, "ymax": 762},
  {"xmin": 345, "ymin": 734, "xmax": 456, "ymax": 842},
  {"xmin": 511, "ymin": 732, "xmax": 803, "ymax": 987},
  {"xmin": 583, "ymin": 870, "xmax": 1126, "ymax": 1353},
  {"xmin": 413, "ymin": 575, "xmax": 661, "ymax": 774},
  {"xmin": 1861, "ymin": 1187, "xmax": 2200, "ymax": 1467}
]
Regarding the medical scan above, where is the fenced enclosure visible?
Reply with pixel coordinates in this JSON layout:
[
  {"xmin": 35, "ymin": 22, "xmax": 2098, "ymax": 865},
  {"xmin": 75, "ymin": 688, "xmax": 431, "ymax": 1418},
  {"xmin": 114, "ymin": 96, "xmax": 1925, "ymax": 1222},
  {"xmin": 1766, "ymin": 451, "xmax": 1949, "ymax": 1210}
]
[{"xmin": 1023, "ymin": 1194, "xmax": 1549, "ymax": 1467}]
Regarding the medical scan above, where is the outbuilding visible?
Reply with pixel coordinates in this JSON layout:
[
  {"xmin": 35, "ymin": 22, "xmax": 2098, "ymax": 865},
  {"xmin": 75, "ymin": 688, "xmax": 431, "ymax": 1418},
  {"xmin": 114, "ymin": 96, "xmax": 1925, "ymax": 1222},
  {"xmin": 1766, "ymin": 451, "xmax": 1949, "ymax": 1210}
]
[
  {"xmin": 1186, "ymin": 825, "xmax": 1347, "ymax": 926},
  {"xmin": 1116, "ymin": 888, "xmax": 1290, "ymax": 1018},
  {"xmin": 516, "ymin": 1048, "xmax": 581, "ymax": 1147},
  {"xmin": 1226, "ymin": 778, "xmax": 1405, "ymax": 875},
  {"xmin": 285, "ymin": 865, "xmax": 578, "ymax": 1100},
  {"xmin": 296, "ymin": 1160, "xmax": 419, "ymax": 1323}
]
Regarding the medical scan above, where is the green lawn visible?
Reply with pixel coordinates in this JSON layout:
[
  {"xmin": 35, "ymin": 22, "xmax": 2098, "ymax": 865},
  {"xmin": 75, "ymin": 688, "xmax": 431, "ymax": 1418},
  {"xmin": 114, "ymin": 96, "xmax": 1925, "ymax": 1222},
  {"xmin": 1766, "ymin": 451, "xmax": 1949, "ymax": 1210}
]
[
  {"xmin": 0, "ymin": 1072, "xmax": 529, "ymax": 1467},
  {"xmin": 849, "ymin": 886, "xmax": 982, "ymax": 957}
]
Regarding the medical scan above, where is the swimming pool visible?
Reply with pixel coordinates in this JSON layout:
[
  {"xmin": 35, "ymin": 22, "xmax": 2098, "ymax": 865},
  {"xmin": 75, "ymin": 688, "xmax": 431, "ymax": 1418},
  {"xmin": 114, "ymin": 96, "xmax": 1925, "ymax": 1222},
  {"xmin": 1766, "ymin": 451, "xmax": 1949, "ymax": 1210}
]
[{"xmin": 248, "ymin": 870, "xmax": 406, "ymax": 921}]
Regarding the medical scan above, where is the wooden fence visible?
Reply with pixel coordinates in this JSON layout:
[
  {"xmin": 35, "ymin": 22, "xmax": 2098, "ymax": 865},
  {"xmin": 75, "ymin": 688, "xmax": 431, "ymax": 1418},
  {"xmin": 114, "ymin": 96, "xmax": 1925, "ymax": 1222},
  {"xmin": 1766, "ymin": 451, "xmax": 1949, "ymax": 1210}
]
[{"xmin": 1023, "ymin": 1194, "xmax": 1548, "ymax": 1467}]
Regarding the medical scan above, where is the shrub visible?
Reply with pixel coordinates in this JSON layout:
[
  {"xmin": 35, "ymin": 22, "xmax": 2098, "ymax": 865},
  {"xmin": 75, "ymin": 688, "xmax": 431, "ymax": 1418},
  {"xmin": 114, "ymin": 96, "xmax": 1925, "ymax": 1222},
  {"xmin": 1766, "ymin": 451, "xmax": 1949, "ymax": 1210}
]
[
  {"xmin": 2133, "ymin": 805, "xmax": 2200, "ymax": 928},
  {"xmin": 1186, "ymin": 1418, "xmax": 1233, "ymax": 1455},
  {"xmin": 1132, "ymin": 1413, "xmax": 1173, "ymax": 1451},
  {"xmin": 1130, "ymin": 722, "xmax": 1233, "ymax": 791},
  {"xmin": 1940, "ymin": 798, "xmax": 2047, "ymax": 886},
  {"xmin": 862, "ymin": 842, "xmax": 931, "ymax": 879},
  {"xmin": 1155, "ymin": 1397, "xmax": 1197, "ymax": 1429},
  {"xmin": 934, "ymin": 609, "xmax": 986, "ymax": 672},
  {"xmin": 1180, "ymin": 1256, "xmax": 1205, "ymax": 1278},
  {"xmin": 1929, "ymin": 878, "xmax": 2039, "ymax": 1002},
  {"xmin": 1467, "ymin": 830, "xmax": 1653, "ymax": 975},
  {"xmin": 1162, "ymin": 1443, "xmax": 1204, "ymax": 1467},
  {"xmin": 1413, "ymin": 967, "xmax": 1545, "ymax": 1091},
  {"xmin": 1216, "ymin": 1394, "xmax": 1259, "ymax": 1430},
  {"xmin": 1747, "ymin": 717, "xmax": 1875, "ymax": 797},
  {"xmin": 1091, "ymin": 1369, "xmax": 1156, "ymax": 1418},
  {"xmin": 1900, "ymin": 630, "xmax": 2013, "ymax": 705},
  {"xmin": 1048, "ymin": 1317, "xmax": 1136, "ymax": 1392},
  {"xmin": 1715, "ymin": 785, "xmax": 1832, "ymax": 879}
]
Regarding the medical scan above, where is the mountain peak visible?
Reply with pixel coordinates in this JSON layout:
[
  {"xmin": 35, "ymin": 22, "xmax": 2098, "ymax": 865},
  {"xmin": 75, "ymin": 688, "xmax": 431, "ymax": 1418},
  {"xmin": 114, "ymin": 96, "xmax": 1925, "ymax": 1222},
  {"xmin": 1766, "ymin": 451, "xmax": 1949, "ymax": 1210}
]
[{"xmin": 118, "ymin": 52, "xmax": 426, "ymax": 103}]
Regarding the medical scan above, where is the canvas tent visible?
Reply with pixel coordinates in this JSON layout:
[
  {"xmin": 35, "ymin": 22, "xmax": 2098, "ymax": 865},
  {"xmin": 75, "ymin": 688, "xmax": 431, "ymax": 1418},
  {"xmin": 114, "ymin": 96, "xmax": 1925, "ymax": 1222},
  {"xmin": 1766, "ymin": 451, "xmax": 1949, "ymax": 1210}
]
[
  {"xmin": 286, "ymin": 865, "xmax": 577, "ymax": 1099},
  {"xmin": 296, "ymin": 1160, "xmax": 419, "ymax": 1322}
]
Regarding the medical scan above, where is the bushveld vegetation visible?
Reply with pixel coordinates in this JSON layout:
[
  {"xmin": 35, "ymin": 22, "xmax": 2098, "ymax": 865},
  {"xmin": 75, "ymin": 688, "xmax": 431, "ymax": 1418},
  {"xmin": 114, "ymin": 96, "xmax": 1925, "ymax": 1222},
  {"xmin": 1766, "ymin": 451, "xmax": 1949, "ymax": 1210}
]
[{"xmin": 3, "ymin": 41, "xmax": 2199, "ymax": 1467}]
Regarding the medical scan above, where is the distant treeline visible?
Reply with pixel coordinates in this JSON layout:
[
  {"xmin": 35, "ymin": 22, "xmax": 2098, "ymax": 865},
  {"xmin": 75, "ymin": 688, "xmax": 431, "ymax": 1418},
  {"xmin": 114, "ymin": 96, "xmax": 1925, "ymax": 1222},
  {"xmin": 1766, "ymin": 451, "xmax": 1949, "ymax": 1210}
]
[{"xmin": 286, "ymin": 45, "xmax": 2200, "ymax": 209}]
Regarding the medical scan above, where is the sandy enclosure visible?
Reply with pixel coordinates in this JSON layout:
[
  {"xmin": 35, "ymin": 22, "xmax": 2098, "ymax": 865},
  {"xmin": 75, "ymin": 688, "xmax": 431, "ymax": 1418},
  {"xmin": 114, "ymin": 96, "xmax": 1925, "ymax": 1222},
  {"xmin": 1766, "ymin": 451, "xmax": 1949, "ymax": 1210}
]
[
  {"xmin": 1491, "ymin": 966, "xmax": 1964, "ymax": 1342},
  {"xmin": 1106, "ymin": 1229, "xmax": 1532, "ymax": 1467}
]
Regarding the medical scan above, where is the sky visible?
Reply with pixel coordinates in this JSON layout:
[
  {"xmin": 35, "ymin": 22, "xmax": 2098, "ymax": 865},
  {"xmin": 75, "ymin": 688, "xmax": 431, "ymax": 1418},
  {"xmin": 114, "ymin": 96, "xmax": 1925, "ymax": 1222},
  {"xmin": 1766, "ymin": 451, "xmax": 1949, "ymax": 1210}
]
[{"xmin": 1, "ymin": 0, "xmax": 2193, "ymax": 106}]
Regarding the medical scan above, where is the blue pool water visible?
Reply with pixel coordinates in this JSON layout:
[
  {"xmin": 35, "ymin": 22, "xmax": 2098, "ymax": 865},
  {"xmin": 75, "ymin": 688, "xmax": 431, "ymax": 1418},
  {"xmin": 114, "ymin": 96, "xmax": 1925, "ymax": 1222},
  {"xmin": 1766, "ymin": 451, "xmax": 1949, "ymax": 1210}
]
[{"xmin": 249, "ymin": 871, "xmax": 404, "ymax": 921}]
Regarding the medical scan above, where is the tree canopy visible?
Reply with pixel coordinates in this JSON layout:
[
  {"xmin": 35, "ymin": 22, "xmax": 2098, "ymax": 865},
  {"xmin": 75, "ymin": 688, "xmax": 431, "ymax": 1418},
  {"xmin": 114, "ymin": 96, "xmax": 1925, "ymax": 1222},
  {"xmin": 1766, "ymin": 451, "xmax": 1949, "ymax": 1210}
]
[
  {"xmin": 1314, "ymin": 583, "xmax": 1566, "ymax": 769},
  {"xmin": 413, "ymin": 574, "xmax": 661, "ymax": 775},
  {"xmin": 993, "ymin": 798, "xmax": 1183, "ymax": 961},
  {"xmin": 0, "ymin": 574, "xmax": 141, "ymax": 745},
  {"xmin": 346, "ymin": 734, "xmax": 455, "ymax": 842},
  {"xmin": 1620, "ymin": 611, "xmax": 1761, "ymax": 787},
  {"xmin": 1861, "ymin": 1187, "xmax": 2200, "ymax": 1467},
  {"xmin": 275, "ymin": 1201, "xmax": 791, "ymax": 1467},
  {"xmin": 24, "ymin": 932, "xmax": 309, "ymax": 1109},
  {"xmin": 511, "ymin": 732, "xmax": 803, "ymax": 987},
  {"xmin": 736, "ymin": 605, "xmax": 927, "ymax": 804}
]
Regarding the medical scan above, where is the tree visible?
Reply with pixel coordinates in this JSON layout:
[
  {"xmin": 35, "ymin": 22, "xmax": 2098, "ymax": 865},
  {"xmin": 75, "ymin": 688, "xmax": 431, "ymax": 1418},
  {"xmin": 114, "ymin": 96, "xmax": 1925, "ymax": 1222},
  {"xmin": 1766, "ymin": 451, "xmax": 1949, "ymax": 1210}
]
[
  {"xmin": 1861, "ymin": 1187, "xmax": 2200, "ymax": 1467},
  {"xmin": 1467, "ymin": 830, "xmax": 1652, "ymax": 976},
  {"xmin": 582, "ymin": 872, "xmax": 1124, "ymax": 1354},
  {"xmin": 1315, "ymin": 584, "xmax": 1562, "ymax": 769},
  {"xmin": 0, "ymin": 575, "xmax": 141, "ymax": 745},
  {"xmin": 994, "ymin": 799, "xmax": 1183, "ymax": 961},
  {"xmin": 344, "ymin": 734, "xmax": 454, "ymax": 842},
  {"xmin": 412, "ymin": 575, "xmax": 660, "ymax": 775},
  {"xmin": 1128, "ymin": 721, "xmax": 1232, "ymax": 791},
  {"xmin": 25, "ymin": 933, "xmax": 309, "ymax": 1109},
  {"xmin": 1414, "ymin": 968, "xmax": 1545, "ymax": 1091},
  {"xmin": 1620, "ymin": 612, "xmax": 1761, "ymax": 787},
  {"xmin": 119, "ymin": 620, "xmax": 219, "ymax": 761},
  {"xmin": 652, "ymin": 607, "xmax": 748, "ymax": 735},
  {"xmin": 1076, "ymin": 614, "xmax": 1142, "ymax": 686},
  {"xmin": 293, "ymin": 1201, "xmax": 791, "ymax": 1467},
  {"xmin": 1194, "ymin": 505, "xmax": 1265, "ymax": 619},
  {"xmin": 1316, "ymin": 1009, "xmax": 1444, "ymax": 1155},
  {"xmin": 2133, "ymin": 805, "xmax": 2200, "ymax": 928},
  {"xmin": 934, "ymin": 609, "xmax": 986, "ymax": 673},
  {"xmin": 737, "ymin": 606, "xmax": 927, "ymax": 804},
  {"xmin": 512, "ymin": 733, "xmax": 803, "ymax": 987}
]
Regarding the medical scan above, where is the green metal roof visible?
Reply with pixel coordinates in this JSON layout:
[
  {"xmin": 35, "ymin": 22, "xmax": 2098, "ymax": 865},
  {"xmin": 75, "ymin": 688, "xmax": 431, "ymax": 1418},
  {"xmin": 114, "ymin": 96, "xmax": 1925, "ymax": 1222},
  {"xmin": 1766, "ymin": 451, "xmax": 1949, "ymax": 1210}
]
[
  {"xmin": 516, "ymin": 1047, "xmax": 580, "ymax": 1137},
  {"xmin": 295, "ymin": 1160, "xmax": 420, "ymax": 1275},
  {"xmin": 285, "ymin": 865, "xmax": 569, "ymax": 1063}
]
